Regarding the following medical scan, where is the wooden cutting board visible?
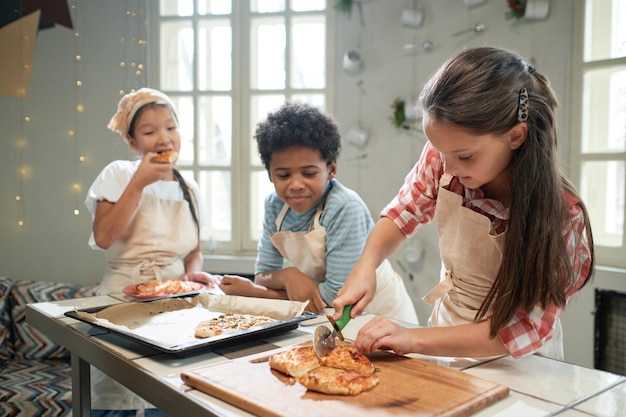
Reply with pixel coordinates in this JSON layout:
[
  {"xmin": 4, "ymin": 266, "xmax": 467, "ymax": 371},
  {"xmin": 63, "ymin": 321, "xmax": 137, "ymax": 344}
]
[{"xmin": 181, "ymin": 344, "xmax": 509, "ymax": 417}]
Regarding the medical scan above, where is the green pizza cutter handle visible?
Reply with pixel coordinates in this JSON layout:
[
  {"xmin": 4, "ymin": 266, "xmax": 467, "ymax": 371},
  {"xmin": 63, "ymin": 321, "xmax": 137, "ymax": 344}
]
[{"xmin": 326, "ymin": 304, "xmax": 353, "ymax": 341}]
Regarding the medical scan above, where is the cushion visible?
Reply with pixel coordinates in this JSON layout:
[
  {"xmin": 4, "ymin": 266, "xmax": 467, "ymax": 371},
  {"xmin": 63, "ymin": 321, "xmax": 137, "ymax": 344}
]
[
  {"xmin": 0, "ymin": 358, "xmax": 72, "ymax": 417},
  {"xmin": 9, "ymin": 280, "xmax": 99, "ymax": 360},
  {"xmin": 0, "ymin": 277, "xmax": 14, "ymax": 363}
]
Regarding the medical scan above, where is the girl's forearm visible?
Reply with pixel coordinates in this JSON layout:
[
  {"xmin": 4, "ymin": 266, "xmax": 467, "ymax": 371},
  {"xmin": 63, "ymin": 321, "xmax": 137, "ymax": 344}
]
[
  {"xmin": 412, "ymin": 320, "xmax": 508, "ymax": 357},
  {"xmin": 93, "ymin": 178, "xmax": 144, "ymax": 248},
  {"xmin": 359, "ymin": 217, "xmax": 407, "ymax": 269}
]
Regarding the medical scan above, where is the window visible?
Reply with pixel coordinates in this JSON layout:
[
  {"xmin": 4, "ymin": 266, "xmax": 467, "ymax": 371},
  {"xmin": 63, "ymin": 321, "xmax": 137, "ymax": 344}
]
[
  {"xmin": 153, "ymin": 0, "xmax": 330, "ymax": 256},
  {"xmin": 574, "ymin": 0, "xmax": 626, "ymax": 268}
]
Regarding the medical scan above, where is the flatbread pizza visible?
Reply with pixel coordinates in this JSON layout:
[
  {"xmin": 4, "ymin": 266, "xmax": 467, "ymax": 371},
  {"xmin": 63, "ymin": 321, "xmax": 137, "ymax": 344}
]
[
  {"xmin": 123, "ymin": 279, "xmax": 203, "ymax": 299},
  {"xmin": 195, "ymin": 312, "xmax": 276, "ymax": 339},
  {"xmin": 269, "ymin": 344, "xmax": 378, "ymax": 395}
]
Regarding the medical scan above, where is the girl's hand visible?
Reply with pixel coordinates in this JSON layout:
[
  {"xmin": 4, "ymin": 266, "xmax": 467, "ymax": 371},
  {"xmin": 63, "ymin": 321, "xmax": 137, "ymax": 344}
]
[
  {"xmin": 332, "ymin": 261, "xmax": 377, "ymax": 320},
  {"xmin": 352, "ymin": 316, "xmax": 415, "ymax": 356},
  {"xmin": 185, "ymin": 271, "xmax": 222, "ymax": 288},
  {"xmin": 133, "ymin": 152, "xmax": 174, "ymax": 187}
]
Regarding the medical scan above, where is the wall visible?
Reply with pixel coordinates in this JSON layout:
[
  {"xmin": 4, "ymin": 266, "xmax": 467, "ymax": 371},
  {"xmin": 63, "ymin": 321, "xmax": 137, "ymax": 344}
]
[
  {"xmin": 0, "ymin": 1, "xmax": 145, "ymax": 285},
  {"xmin": 0, "ymin": 0, "xmax": 624, "ymax": 369}
]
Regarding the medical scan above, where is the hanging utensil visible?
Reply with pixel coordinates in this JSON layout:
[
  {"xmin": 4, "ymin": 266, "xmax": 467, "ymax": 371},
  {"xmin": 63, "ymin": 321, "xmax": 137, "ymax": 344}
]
[{"xmin": 453, "ymin": 23, "xmax": 485, "ymax": 36}]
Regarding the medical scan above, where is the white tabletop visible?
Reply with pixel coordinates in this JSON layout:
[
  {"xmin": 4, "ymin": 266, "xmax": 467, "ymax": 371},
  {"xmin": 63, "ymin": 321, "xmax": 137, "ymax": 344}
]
[{"xmin": 26, "ymin": 294, "xmax": 626, "ymax": 417}]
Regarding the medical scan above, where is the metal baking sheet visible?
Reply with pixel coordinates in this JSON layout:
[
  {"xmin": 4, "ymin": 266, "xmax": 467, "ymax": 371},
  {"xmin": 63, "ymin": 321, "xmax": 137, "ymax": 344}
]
[{"xmin": 65, "ymin": 293, "xmax": 316, "ymax": 356}]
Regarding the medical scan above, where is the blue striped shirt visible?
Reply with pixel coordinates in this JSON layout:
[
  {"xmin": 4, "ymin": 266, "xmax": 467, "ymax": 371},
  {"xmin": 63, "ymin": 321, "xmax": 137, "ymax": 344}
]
[{"xmin": 256, "ymin": 179, "xmax": 374, "ymax": 305}]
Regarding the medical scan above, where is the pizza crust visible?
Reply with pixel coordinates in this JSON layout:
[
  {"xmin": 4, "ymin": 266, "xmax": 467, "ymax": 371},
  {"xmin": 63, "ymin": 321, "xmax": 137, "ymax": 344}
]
[
  {"xmin": 268, "ymin": 345, "xmax": 321, "ymax": 377},
  {"xmin": 296, "ymin": 366, "xmax": 379, "ymax": 396},
  {"xmin": 152, "ymin": 150, "xmax": 179, "ymax": 163}
]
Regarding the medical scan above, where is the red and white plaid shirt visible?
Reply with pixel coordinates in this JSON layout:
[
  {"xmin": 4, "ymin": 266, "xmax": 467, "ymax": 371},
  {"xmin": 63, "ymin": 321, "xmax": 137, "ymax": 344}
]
[{"xmin": 381, "ymin": 142, "xmax": 593, "ymax": 357}]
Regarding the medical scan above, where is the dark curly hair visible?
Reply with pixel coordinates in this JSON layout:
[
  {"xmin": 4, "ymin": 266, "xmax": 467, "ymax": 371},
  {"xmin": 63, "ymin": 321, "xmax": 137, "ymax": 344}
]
[{"xmin": 255, "ymin": 102, "xmax": 341, "ymax": 170}]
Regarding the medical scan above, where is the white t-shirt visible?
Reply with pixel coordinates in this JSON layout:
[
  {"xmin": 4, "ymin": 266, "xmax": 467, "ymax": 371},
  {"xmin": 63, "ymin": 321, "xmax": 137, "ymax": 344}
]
[{"xmin": 85, "ymin": 159, "xmax": 205, "ymax": 249}]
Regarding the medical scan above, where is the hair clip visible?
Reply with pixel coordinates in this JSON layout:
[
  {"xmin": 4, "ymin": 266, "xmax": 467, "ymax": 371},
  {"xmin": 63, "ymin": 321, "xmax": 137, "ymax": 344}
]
[{"xmin": 517, "ymin": 88, "xmax": 529, "ymax": 122}]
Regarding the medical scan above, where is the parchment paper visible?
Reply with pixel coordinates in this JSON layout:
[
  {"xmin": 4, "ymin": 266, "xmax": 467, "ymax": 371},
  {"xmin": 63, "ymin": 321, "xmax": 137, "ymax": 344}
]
[{"xmin": 74, "ymin": 294, "xmax": 308, "ymax": 347}]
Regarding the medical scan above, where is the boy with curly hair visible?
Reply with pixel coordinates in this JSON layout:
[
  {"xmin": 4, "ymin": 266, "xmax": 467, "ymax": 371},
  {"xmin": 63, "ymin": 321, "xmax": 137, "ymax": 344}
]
[{"xmin": 219, "ymin": 102, "xmax": 417, "ymax": 323}]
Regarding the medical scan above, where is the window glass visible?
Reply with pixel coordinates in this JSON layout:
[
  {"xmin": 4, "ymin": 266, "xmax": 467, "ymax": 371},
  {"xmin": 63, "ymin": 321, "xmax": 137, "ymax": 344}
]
[
  {"xmin": 198, "ymin": 0, "xmax": 231, "ymax": 15},
  {"xmin": 160, "ymin": 21, "xmax": 194, "ymax": 91},
  {"xmin": 584, "ymin": 0, "xmax": 626, "ymax": 61},
  {"xmin": 291, "ymin": 16, "xmax": 325, "ymax": 89},
  {"xmin": 290, "ymin": 94, "xmax": 325, "ymax": 109},
  {"xmin": 198, "ymin": 96, "xmax": 232, "ymax": 165},
  {"xmin": 250, "ymin": 171, "xmax": 275, "ymax": 240},
  {"xmin": 198, "ymin": 20, "xmax": 232, "ymax": 91},
  {"xmin": 199, "ymin": 171, "xmax": 232, "ymax": 242},
  {"xmin": 169, "ymin": 96, "xmax": 194, "ymax": 165},
  {"xmin": 158, "ymin": 1, "xmax": 328, "ymax": 254},
  {"xmin": 160, "ymin": 0, "xmax": 193, "ymax": 16},
  {"xmin": 292, "ymin": 0, "xmax": 325, "ymax": 12},
  {"xmin": 581, "ymin": 161, "xmax": 624, "ymax": 248},
  {"xmin": 252, "ymin": 0, "xmax": 285, "ymax": 13},
  {"xmin": 251, "ymin": 17, "xmax": 286, "ymax": 90},
  {"xmin": 582, "ymin": 66, "xmax": 626, "ymax": 153}
]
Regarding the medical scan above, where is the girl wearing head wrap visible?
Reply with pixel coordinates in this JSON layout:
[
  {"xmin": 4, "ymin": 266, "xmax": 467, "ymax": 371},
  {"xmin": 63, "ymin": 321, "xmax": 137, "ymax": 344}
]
[{"xmin": 85, "ymin": 88, "xmax": 220, "ymax": 416}]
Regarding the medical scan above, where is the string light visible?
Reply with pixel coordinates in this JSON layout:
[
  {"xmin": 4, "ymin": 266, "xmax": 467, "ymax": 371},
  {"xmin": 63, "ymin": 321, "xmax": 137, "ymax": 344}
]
[
  {"xmin": 121, "ymin": 1, "xmax": 148, "ymax": 93},
  {"xmin": 70, "ymin": 1, "xmax": 83, "ymax": 217},
  {"xmin": 10, "ymin": 2, "xmax": 148, "ymax": 226},
  {"xmin": 15, "ymin": 116, "xmax": 29, "ymax": 227}
]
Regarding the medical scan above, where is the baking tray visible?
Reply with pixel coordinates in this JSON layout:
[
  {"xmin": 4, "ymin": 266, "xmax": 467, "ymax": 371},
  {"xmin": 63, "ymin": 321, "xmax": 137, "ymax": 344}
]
[{"xmin": 65, "ymin": 293, "xmax": 316, "ymax": 356}]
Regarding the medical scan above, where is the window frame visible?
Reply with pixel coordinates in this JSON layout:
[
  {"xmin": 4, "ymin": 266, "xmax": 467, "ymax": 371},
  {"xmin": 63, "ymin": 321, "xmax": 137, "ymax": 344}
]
[
  {"xmin": 148, "ymin": 1, "xmax": 334, "ymax": 259},
  {"xmin": 572, "ymin": 0, "xmax": 626, "ymax": 269}
]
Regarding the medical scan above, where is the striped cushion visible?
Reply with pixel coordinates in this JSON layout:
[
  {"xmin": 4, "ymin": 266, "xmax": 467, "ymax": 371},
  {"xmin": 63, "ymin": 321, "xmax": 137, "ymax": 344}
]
[
  {"xmin": 9, "ymin": 280, "xmax": 99, "ymax": 360},
  {"xmin": 0, "ymin": 357, "xmax": 72, "ymax": 417},
  {"xmin": 0, "ymin": 277, "xmax": 14, "ymax": 363}
]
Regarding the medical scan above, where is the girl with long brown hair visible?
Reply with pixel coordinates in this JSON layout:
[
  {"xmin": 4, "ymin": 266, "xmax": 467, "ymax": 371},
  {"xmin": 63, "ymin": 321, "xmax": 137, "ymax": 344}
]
[{"xmin": 333, "ymin": 46, "xmax": 594, "ymax": 360}]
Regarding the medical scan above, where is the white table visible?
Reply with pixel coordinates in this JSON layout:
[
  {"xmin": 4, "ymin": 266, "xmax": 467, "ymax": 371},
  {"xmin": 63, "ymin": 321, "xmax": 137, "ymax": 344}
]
[{"xmin": 26, "ymin": 294, "xmax": 626, "ymax": 417}]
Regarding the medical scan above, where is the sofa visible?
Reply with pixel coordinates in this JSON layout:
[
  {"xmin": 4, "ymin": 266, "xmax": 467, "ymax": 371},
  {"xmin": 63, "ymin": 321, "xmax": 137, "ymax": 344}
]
[{"xmin": 0, "ymin": 277, "xmax": 99, "ymax": 417}]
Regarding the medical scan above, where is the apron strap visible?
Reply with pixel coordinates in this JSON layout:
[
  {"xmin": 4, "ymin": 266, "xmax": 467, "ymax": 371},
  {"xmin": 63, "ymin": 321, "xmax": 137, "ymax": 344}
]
[
  {"xmin": 422, "ymin": 269, "xmax": 455, "ymax": 305},
  {"xmin": 275, "ymin": 203, "xmax": 290, "ymax": 231}
]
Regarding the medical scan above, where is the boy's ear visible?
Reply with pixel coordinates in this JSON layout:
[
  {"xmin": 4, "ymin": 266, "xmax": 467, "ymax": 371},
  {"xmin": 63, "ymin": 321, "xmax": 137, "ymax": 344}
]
[
  {"xmin": 508, "ymin": 122, "xmax": 528, "ymax": 150},
  {"xmin": 328, "ymin": 161, "xmax": 337, "ymax": 178}
]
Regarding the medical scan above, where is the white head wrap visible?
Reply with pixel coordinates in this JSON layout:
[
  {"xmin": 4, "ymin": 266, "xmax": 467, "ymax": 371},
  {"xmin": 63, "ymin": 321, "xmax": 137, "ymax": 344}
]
[{"xmin": 107, "ymin": 88, "xmax": 178, "ymax": 144}]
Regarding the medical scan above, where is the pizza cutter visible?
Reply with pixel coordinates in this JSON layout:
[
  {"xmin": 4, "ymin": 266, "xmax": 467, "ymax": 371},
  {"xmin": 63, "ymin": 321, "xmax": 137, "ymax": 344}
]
[{"xmin": 313, "ymin": 305, "xmax": 352, "ymax": 358}]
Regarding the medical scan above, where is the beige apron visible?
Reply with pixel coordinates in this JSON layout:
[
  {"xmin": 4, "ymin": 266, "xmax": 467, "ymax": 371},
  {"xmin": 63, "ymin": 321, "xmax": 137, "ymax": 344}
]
[
  {"xmin": 98, "ymin": 193, "xmax": 197, "ymax": 295},
  {"xmin": 271, "ymin": 203, "xmax": 418, "ymax": 323},
  {"xmin": 422, "ymin": 173, "xmax": 562, "ymax": 359},
  {"xmin": 92, "ymin": 192, "xmax": 198, "ymax": 410}
]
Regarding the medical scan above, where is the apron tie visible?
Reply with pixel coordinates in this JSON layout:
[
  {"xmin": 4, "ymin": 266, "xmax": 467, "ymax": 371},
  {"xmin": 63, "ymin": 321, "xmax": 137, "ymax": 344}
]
[
  {"xmin": 111, "ymin": 257, "xmax": 179, "ymax": 282},
  {"xmin": 422, "ymin": 269, "xmax": 455, "ymax": 305}
]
